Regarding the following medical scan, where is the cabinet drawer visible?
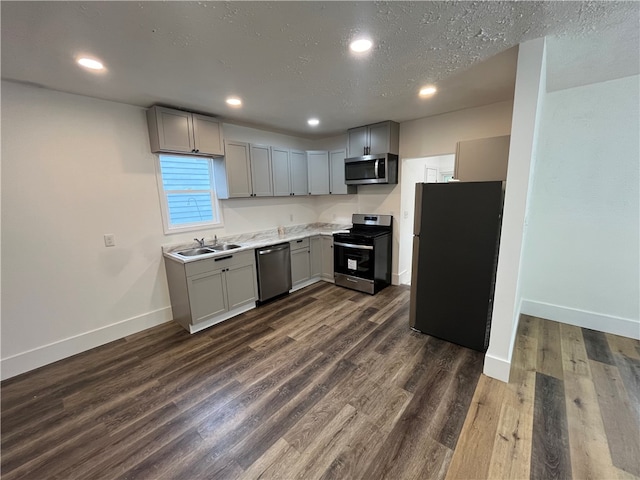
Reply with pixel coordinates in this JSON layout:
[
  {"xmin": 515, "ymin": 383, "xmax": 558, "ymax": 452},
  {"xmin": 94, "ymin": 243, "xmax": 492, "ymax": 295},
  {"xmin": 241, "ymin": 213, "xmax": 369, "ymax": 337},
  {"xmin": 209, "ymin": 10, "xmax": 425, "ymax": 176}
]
[
  {"xmin": 290, "ymin": 238, "xmax": 310, "ymax": 251},
  {"xmin": 185, "ymin": 250, "xmax": 253, "ymax": 277}
]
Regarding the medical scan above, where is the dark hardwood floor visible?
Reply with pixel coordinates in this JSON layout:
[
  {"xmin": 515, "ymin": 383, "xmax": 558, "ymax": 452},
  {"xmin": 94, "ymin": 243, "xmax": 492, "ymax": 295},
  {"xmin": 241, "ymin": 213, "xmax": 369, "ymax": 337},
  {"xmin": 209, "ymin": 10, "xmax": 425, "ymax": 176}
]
[{"xmin": 2, "ymin": 282, "xmax": 639, "ymax": 479}]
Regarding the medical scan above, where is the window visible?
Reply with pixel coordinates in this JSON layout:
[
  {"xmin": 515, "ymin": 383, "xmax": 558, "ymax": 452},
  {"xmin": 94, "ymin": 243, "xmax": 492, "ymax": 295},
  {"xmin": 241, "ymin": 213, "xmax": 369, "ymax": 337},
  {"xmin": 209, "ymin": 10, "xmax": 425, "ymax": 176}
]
[
  {"xmin": 440, "ymin": 171, "xmax": 455, "ymax": 183},
  {"xmin": 155, "ymin": 154, "xmax": 222, "ymax": 233}
]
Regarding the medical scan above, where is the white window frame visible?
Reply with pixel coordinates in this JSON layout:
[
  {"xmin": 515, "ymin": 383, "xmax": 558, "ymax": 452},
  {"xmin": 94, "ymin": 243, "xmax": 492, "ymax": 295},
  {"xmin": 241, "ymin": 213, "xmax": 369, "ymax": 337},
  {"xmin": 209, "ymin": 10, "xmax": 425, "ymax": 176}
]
[{"xmin": 154, "ymin": 154, "xmax": 223, "ymax": 234}]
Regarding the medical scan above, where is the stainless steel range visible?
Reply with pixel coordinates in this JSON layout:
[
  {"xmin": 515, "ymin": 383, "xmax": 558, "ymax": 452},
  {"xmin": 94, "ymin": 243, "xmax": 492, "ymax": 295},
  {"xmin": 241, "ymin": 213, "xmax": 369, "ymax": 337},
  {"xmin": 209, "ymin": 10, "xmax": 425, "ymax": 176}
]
[{"xmin": 333, "ymin": 214, "xmax": 392, "ymax": 294}]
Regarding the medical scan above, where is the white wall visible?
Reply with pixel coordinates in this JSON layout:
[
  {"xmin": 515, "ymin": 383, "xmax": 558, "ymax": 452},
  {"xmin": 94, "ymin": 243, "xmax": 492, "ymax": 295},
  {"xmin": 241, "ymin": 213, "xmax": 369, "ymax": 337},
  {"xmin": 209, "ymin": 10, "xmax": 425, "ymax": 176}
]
[
  {"xmin": 0, "ymin": 82, "xmax": 322, "ymax": 379},
  {"xmin": 1, "ymin": 82, "xmax": 173, "ymax": 378},
  {"xmin": 484, "ymin": 39, "xmax": 547, "ymax": 382},
  {"xmin": 519, "ymin": 74, "xmax": 640, "ymax": 337}
]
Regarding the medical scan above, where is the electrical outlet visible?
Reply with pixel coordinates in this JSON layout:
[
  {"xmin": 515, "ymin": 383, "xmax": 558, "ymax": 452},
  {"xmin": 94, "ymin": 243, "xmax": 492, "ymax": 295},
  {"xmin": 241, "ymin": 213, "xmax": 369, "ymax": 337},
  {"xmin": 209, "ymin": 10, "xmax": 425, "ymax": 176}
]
[
  {"xmin": 289, "ymin": 214, "xmax": 293, "ymax": 222},
  {"xmin": 104, "ymin": 234, "xmax": 116, "ymax": 247}
]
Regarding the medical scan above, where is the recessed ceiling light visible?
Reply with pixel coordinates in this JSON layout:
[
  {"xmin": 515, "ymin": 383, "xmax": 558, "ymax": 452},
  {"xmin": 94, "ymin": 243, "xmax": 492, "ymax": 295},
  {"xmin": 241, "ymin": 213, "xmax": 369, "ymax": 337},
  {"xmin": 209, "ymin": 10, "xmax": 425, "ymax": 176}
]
[
  {"xmin": 226, "ymin": 97, "xmax": 242, "ymax": 107},
  {"xmin": 419, "ymin": 85, "xmax": 437, "ymax": 97},
  {"xmin": 349, "ymin": 38, "xmax": 373, "ymax": 53},
  {"xmin": 77, "ymin": 57, "xmax": 104, "ymax": 70},
  {"xmin": 308, "ymin": 118, "xmax": 320, "ymax": 127}
]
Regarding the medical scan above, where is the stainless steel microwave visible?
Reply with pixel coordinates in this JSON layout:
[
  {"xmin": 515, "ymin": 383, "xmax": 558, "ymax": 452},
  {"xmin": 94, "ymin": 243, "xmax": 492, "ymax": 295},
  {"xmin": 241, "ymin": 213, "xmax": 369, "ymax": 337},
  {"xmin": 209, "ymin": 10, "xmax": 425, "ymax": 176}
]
[{"xmin": 344, "ymin": 153, "xmax": 398, "ymax": 185}]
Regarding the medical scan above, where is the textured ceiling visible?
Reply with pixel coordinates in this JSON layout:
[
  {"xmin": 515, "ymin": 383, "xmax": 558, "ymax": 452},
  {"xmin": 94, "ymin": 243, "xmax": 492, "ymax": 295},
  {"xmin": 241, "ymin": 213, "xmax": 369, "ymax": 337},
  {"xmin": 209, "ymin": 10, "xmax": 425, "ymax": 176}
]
[{"xmin": 2, "ymin": 1, "xmax": 638, "ymax": 138}]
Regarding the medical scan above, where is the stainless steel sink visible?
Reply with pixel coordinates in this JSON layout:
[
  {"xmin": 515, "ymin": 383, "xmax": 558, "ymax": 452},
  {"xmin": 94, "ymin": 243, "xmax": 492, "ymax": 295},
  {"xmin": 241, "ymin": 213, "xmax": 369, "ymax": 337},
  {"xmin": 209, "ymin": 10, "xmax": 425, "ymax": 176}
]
[
  {"xmin": 176, "ymin": 247, "xmax": 216, "ymax": 257},
  {"xmin": 213, "ymin": 244, "xmax": 241, "ymax": 251},
  {"xmin": 175, "ymin": 244, "xmax": 242, "ymax": 257}
]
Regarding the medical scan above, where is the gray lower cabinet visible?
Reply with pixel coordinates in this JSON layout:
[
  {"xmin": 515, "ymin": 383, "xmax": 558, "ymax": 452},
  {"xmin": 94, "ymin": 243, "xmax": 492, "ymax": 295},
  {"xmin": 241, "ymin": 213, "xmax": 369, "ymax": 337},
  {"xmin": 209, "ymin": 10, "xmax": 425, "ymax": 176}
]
[
  {"xmin": 165, "ymin": 250, "xmax": 257, "ymax": 333},
  {"xmin": 310, "ymin": 236, "xmax": 322, "ymax": 278},
  {"xmin": 321, "ymin": 236, "xmax": 334, "ymax": 281},
  {"xmin": 187, "ymin": 269, "xmax": 227, "ymax": 323},
  {"xmin": 290, "ymin": 238, "xmax": 311, "ymax": 288},
  {"xmin": 291, "ymin": 235, "xmax": 331, "ymax": 289}
]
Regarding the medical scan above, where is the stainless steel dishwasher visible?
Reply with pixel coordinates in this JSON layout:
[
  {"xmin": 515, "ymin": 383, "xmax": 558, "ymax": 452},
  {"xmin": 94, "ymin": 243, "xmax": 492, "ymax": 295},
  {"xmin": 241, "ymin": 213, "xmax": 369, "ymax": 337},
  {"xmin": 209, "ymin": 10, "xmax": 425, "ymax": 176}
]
[{"xmin": 255, "ymin": 243, "xmax": 292, "ymax": 304}]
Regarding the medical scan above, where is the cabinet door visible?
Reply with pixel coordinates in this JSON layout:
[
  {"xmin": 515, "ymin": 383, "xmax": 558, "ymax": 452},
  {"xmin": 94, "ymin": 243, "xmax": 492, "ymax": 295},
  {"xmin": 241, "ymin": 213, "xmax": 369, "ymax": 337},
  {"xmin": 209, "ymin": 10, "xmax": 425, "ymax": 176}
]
[
  {"xmin": 154, "ymin": 107, "xmax": 194, "ymax": 153},
  {"xmin": 348, "ymin": 126, "xmax": 368, "ymax": 157},
  {"xmin": 291, "ymin": 248, "xmax": 311, "ymax": 286},
  {"xmin": 290, "ymin": 150, "xmax": 309, "ymax": 196},
  {"xmin": 271, "ymin": 147, "xmax": 291, "ymax": 196},
  {"xmin": 368, "ymin": 121, "xmax": 399, "ymax": 155},
  {"xmin": 225, "ymin": 263, "xmax": 257, "ymax": 310},
  {"xmin": 187, "ymin": 270, "xmax": 228, "ymax": 324},
  {"xmin": 310, "ymin": 236, "xmax": 322, "ymax": 278},
  {"xmin": 192, "ymin": 114, "xmax": 224, "ymax": 156},
  {"xmin": 329, "ymin": 149, "xmax": 353, "ymax": 195},
  {"xmin": 307, "ymin": 151, "xmax": 330, "ymax": 195},
  {"xmin": 321, "ymin": 236, "xmax": 334, "ymax": 280},
  {"xmin": 250, "ymin": 144, "xmax": 273, "ymax": 197},
  {"xmin": 224, "ymin": 141, "xmax": 252, "ymax": 197},
  {"xmin": 454, "ymin": 135, "xmax": 510, "ymax": 182}
]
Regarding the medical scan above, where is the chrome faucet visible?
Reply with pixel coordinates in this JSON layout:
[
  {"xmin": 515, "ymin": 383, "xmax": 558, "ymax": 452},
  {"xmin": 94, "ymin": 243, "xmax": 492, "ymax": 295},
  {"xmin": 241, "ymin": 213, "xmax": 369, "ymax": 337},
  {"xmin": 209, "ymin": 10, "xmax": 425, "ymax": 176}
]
[
  {"xmin": 194, "ymin": 238, "xmax": 205, "ymax": 247},
  {"xmin": 214, "ymin": 235, "xmax": 218, "ymax": 245}
]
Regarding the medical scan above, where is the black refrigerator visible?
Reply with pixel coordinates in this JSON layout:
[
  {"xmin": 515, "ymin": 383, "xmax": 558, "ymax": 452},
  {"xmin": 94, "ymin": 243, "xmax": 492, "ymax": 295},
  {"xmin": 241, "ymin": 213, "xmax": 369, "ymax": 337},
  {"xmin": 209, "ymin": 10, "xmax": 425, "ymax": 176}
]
[{"xmin": 409, "ymin": 181, "xmax": 503, "ymax": 352}]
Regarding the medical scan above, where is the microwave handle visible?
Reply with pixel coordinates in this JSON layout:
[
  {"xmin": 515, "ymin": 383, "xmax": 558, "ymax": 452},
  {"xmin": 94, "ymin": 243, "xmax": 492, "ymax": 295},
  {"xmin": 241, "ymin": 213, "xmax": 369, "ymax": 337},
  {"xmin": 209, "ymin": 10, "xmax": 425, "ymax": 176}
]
[{"xmin": 374, "ymin": 159, "xmax": 379, "ymax": 178}]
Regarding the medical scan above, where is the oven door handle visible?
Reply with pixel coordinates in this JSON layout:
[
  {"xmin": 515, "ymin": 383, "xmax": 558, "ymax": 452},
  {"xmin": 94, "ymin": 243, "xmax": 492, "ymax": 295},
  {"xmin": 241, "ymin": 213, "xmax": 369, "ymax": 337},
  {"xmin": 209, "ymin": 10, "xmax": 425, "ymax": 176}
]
[
  {"xmin": 374, "ymin": 159, "xmax": 379, "ymax": 178},
  {"xmin": 334, "ymin": 242, "xmax": 374, "ymax": 250}
]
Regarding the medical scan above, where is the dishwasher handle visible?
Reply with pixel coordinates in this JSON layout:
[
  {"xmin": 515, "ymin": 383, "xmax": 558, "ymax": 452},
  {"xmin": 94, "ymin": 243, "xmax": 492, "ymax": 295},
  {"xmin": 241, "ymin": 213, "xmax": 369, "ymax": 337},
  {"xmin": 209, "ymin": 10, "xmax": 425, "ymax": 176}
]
[{"xmin": 257, "ymin": 244, "xmax": 289, "ymax": 255}]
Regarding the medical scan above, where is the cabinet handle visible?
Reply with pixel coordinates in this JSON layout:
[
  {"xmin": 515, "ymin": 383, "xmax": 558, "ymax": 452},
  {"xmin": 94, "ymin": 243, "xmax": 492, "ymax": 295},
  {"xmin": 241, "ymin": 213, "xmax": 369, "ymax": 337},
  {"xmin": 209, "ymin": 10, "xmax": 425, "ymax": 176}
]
[{"xmin": 215, "ymin": 255, "xmax": 233, "ymax": 262}]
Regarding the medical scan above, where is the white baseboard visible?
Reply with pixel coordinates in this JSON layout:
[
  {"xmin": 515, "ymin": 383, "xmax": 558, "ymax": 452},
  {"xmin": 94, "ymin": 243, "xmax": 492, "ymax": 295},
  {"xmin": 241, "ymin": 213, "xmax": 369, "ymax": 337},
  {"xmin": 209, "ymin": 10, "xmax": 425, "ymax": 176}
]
[
  {"xmin": 521, "ymin": 299, "xmax": 640, "ymax": 340},
  {"xmin": 483, "ymin": 352, "xmax": 512, "ymax": 382},
  {"xmin": 1, "ymin": 307, "xmax": 173, "ymax": 381},
  {"xmin": 393, "ymin": 270, "xmax": 407, "ymax": 286}
]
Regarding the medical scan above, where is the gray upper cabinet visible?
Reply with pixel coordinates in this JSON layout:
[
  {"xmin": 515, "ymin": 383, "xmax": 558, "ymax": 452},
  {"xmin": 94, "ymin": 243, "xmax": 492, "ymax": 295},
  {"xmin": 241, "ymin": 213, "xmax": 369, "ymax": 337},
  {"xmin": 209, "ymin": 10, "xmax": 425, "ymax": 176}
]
[
  {"xmin": 271, "ymin": 147, "xmax": 291, "ymax": 196},
  {"xmin": 191, "ymin": 114, "xmax": 224, "ymax": 156},
  {"xmin": 249, "ymin": 144, "xmax": 273, "ymax": 197},
  {"xmin": 347, "ymin": 120, "xmax": 399, "ymax": 157},
  {"xmin": 290, "ymin": 150, "xmax": 309, "ymax": 196},
  {"xmin": 147, "ymin": 106, "xmax": 223, "ymax": 156},
  {"xmin": 329, "ymin": 149, "xmax": 356, "ymax": 195},
  {"xmin": 454, "ymin": 135, "xmax": 511, "ymax": 182},
  {"xmin": 271, "ymin": 147, "xmax": 308, "ymax": 197},
  {"xmin": 347, "ymin": 126, "xmax": 368, "ymax": 157},
  {"xmin": 307, "ymin": 151, "xmax": 330, "ymax": 195},
  {"xmin": 219, "ymin": 141, "xmax": 252, "ymax": 198}
]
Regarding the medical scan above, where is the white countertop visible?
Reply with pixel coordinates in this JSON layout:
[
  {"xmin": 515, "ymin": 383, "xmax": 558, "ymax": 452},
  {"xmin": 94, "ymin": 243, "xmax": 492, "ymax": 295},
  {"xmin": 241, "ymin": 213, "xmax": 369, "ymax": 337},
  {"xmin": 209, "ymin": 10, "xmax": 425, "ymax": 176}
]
[{"xmin": 162, "ymin": 222, "xmax": 350, "ymax": 264}]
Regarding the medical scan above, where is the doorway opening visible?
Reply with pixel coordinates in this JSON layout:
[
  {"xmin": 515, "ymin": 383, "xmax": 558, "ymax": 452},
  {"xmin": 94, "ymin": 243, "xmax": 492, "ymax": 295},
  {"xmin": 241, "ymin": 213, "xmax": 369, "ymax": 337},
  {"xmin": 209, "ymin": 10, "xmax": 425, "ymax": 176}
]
[{"xmin": 399, "ymin": 154, "xmax": 455, "ymax": 285}]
